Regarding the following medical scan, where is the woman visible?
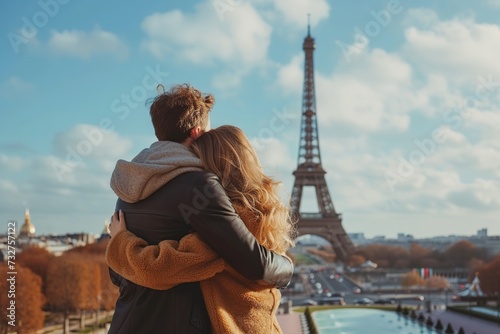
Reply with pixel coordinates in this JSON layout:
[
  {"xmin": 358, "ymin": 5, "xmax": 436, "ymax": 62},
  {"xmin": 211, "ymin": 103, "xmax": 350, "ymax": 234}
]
[{"xmin": 107, "ymin": 125, "xmax": 296, "ymax": 334}]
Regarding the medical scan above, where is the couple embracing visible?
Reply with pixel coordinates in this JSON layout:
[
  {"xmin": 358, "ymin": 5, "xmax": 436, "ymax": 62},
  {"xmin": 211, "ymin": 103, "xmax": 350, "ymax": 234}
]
[{"xmin": 105, "ymin": 83, "xmax": 296, "ymax": 333}]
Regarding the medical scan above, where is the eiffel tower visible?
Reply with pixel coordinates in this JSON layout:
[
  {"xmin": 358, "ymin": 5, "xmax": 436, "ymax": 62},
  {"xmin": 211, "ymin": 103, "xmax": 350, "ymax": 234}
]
[{"xmin": 290, "ymin": 24, "xmax": 354, "ymax": 262}]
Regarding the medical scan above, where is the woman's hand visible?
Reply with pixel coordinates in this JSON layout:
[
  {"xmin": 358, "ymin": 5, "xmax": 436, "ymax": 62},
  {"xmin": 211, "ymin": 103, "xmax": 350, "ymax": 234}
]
[{"xmin": 109, "ymin": 210, "xmax": 127, "ymax": 237}]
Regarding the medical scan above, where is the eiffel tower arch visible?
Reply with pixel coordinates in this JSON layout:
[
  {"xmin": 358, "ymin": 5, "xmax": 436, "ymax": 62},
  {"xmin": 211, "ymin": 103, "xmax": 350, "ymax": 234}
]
[{"xmin": 290, "ymin": 25, "xmax": 355, "ymax": 262}]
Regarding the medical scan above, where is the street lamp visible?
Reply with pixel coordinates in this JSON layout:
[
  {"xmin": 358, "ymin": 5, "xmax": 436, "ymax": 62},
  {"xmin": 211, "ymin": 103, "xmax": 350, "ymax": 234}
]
[
  {"xmin": 496, "ymin": 271, "xmax": 500, "ymax": 326},
  {"xmin": 444, "ymin": 288, "xmax": 449, "ymax": 309},
  {"xmin": 496, "ymin": 292, "xmax": 499, "ymax": 326}
]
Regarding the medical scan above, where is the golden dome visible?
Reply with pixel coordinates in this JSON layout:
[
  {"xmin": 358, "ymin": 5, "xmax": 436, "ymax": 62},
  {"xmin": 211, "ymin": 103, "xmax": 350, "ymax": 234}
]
[{"xmin": 19, "ymin": 208, "xmax": 36, "ymax": 238}]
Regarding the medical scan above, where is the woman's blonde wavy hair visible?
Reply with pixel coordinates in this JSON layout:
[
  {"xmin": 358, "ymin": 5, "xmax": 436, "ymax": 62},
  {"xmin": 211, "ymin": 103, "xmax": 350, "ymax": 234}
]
[{"xmin": 191, "ymin": 125, "xmax": 296, "ymax": 254}]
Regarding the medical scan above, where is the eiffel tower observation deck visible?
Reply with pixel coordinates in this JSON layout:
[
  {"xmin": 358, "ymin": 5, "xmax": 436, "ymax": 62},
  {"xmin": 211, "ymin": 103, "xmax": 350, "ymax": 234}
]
[{"xmin": 290, "ymin": 23, "xmax": 354, "ymax": 262}]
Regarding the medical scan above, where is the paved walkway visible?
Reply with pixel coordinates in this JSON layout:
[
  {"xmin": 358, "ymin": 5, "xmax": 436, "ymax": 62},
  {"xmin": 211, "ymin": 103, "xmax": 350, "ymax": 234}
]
[
  {"xmin": 277, "ymin": 309, "xmax": 500, "ymax": 334},
  {"xmin": 277, "ymin": 312, "xmax": 306, "ymax": 334},
  {"xmin": 417, "ymin": 309, "xmax": 500, "ymax": 334},
  {"xmin": 39, "ymin": 309, "xmax": 499, "ymax": 334}
]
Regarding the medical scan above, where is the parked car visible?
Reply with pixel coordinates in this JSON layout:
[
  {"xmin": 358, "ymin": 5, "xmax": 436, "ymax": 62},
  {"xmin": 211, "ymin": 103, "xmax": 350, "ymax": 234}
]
[
  {"xmin": 318, "ymin": 297, "xmax": 346, "ymax": 306},
  {"xmin": 299, "ymin": 299, "xmax": 318, "ymax": 306},
  {"xmin": 374, "ymin": 298, "xmax": 396, "ymax": 305},
  {"xmin": 398, "ymin": 295, "xmax": 425, "ymax": 301},
  {"xmin": 331, "ymin": 292, "xmax": 345, "ymax": 297},
  {"xmin": 354, "ymin": 297, "xmax": 374, "ymax": 305}
]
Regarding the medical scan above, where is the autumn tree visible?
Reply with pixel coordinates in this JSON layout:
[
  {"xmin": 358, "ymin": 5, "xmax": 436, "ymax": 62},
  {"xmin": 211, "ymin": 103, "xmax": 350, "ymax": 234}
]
[
  {"xmin": 353, "ymin": 240, "xmax": 491, "ymax": 270},
  {"xmin": 348, "ymin": 254, "xmax": 366, "ymax": 267},
  {"xmin": 394, "ymin": 259, "xmax": 410, "ymax": 269},
  {"xmin": 68, "ymin": 239, "xmax": 118, "ymax": 310},
  {"xmin": 355, "ymin": 244, "xmax": 409, "ymax": 268},
  {"xmin": 16, "ymin": 245, "xmax": 55, "ymax": 294},
  {"xmin": 46, "ymin": 254, "xmax": 84, "ymax": 313},
  {"xmin": 375, "ymin": 259, "xmax": 389, "ymax": 268},
  {"xmin": 81, "ymin": 260, "xmax": 101, "ymax": 310},
  {"xmin": 408, "ymin": 243, "xmax": 432, "ymax": 268},
  {"xmin": 0, "ymin": 265, "xmax": 45, "ymax": 334},
  {"xmin": 441, "ymin": 240, "xmax": 489, "ymax": 268},
  {"xmin": 45, "ymin": 253, "xmax": 101, "ymax": 331},
  {"xmin": 401, "ymin": 270, "xmax": 424, "ymax": 290},
  {"xmin": 307, "ymin": 248, "xmax": 335, "ymax": 263},
  {"xmin": 83, "ymin": 254, "xmax": 119, "ymax": 311},
  {"xmin": 96, "ymin": 259, "xmax": 119, "ymax": 311},
  {"xmin": 476, "ymin": 255, "xmax": 500, "ymax": 294},
  {"xmin": 67, "ymin": 239, "xmax": 109, "ymax": 255},
  {"xmin": 419, "ymin": 257, "xmax": 440, "ymax": 269},
  {"xmin": 425, "ymin": 275, "xmax": 450, "ymax": 289}
]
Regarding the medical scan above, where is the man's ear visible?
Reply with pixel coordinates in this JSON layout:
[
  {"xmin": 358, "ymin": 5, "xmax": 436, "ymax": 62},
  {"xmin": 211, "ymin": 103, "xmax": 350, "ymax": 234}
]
[{"xmin": 190, "ymin": 126, "xmax": 203, "ymax": 139}]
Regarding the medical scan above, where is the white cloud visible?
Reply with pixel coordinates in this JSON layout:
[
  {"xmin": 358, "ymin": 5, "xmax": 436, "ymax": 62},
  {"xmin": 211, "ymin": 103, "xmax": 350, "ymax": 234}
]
[
  {"xmin": 0, "ymin": 124, "xmax": 152, "ymax": 234},
  {"xmin": 488, "ymin": 0, "xmax": 500, "ymax": 8},
  {"xmin": 435, "ymin": 138, "xmax": 500, "ymax": 175},
  {"xmin": 325, "ymin": 156, "xmax": 389, "ymax": 211},
  {"xmin": 211, "ymin": 69, "xmax": 245, "ymax": 91},
  {"xmin": 447, "ymin": 179, "xmax": 500, "ymax": 210},
  {"xmin": 382, "ymin": 129, "xmax": 500, "ymax": 213},
  {"xmin": 0, "ymin": 125, "xmax": 136, "ymax": 234},
  {"xmin": 436, "ymin": 126, "xmax": 467, "ymax": 145},
  {"xmin": 278, "ymin": 48, "xmax": 417, "ymax": 131},
  {"xmin": 0, "ymin": 155, "xmax": 24, "ymax": 170},
  {"xmin": 253, "ymin": 137, "xmax": 294, "ymax": 170},
  {"xmin": 468, "ymin": 109, "xmax": 500, "ymax": 135},
  {"xmin": 277, "ymin": 11, "xmax": 500, "ymax": 134},
  {"xmin": 412, "ymin": 74, "xmax": 456, "ymax": 117},
  {"xmin": 52, "ymin": 124, "xmax": 134, "ymax": 173},
  {"xmin": 273, "ymin": 0, "xmax": 330, "ymax": 28},
  {"xmin": 277, "ymin": 54, "xmax": 303, "ymax": 94},
  {"xmin": 0, "ymin": 152, "xmax": 119, "ymax": 235},
  {"xmin": 141, "ymin": 2, "xmax": 271, "ymax": 66},
  {"xmin": 48, "ymin": 27, "xmax": 128, "ymax": 59},
  {"xmin": 248, "ymin": 135, "xmax": 296, "ymax": 201},
  {"xmin": 319, "ymin": 52, "xmax": 413, "ymax": 131},
  {"xmin": 403, "ymin": 16, "xmax": 500, "ymax": 81},
  {"xmin": 141, "ymin": 1, "xmax": 272, "ymax": 88}
]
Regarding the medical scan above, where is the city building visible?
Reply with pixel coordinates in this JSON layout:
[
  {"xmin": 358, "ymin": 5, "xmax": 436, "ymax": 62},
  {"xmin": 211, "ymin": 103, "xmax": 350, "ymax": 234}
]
[
  {"xmin": 1, "ymin": 209, "xmax": 107, "ymax": 258},
  {"xmin": 348, "ymin": 229, "xmax": 500, "ymax": 255},
  {"xmin": 18, "ymin": 208, "xmax": 36, "ymax": 239}
]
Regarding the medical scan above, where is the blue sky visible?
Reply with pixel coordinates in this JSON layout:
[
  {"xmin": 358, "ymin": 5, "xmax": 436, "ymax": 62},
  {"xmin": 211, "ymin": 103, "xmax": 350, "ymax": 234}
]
[{"xmin": 1, "ymin": 0, "xmax": 500, "ymax": 238}]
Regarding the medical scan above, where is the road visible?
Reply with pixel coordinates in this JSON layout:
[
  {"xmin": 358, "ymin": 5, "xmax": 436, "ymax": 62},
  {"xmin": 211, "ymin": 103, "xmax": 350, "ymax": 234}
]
[{"xmin": 283, "ymin": 266, "xmax": 458, "ymax": 309}]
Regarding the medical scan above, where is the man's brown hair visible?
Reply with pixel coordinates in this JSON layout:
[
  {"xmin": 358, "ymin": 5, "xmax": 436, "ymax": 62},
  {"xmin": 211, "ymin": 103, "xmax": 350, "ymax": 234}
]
[{"xmin": 149, "ymin": 84, "xmax": 214, "ymax": 142}]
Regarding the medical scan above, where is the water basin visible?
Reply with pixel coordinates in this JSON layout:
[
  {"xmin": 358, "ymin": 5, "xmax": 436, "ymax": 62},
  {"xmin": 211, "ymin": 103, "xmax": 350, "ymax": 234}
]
[{"xmin": 313, "ymin": 308, "xmax": 441, "ymax": 334}]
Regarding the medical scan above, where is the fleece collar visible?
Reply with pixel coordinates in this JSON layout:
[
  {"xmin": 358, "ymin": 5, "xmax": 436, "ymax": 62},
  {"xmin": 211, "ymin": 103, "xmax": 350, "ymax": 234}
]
[{"xmin": 110, "ymin": 141, "xmax": 203, "ymax": 203}]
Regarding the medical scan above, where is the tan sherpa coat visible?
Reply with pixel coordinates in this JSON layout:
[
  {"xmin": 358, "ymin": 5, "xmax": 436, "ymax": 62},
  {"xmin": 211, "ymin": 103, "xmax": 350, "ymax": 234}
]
[{"xmin": 106, "ymin": 206, "xmax": 284, "ymax": 334}]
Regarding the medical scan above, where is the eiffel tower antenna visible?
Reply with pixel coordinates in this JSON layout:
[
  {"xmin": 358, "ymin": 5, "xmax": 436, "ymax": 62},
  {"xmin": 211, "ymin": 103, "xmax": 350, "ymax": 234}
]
[
  {"xmin": 307, "ymin": 13, "xmax": 311, "ymax": 35},
  {"xmin": 290, "ymin": 23, "xmax": 354, "ymax": 262}
]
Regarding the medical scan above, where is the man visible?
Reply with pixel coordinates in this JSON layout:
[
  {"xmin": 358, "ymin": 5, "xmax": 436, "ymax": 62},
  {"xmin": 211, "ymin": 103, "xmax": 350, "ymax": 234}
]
[{"xmin": 107, "ymin": 84, "xmax": 293, "ymax": 333}]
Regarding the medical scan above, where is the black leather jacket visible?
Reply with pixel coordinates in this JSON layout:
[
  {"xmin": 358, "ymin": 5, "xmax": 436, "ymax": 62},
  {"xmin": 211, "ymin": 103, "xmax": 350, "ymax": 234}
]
[{"xmin": 108, "ymin": 171, "xmax": 293, "ymax": 334}]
